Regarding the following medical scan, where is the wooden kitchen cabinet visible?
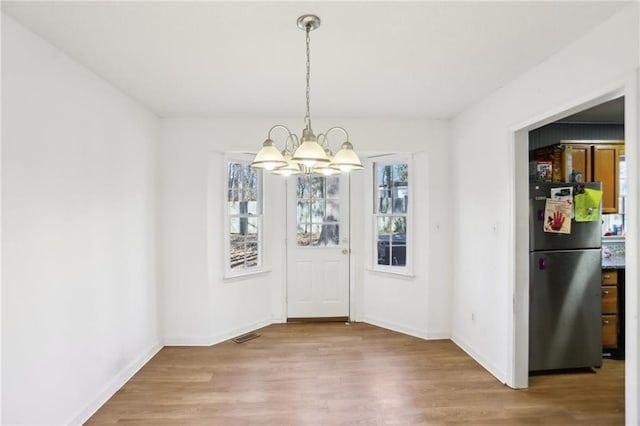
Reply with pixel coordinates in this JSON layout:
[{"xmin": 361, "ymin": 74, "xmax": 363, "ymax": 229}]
[
  {"xmin": 568, "ymin": 143, "xmax": 592, "ymax": 182},
  {"xmin": 601, "ymin": 286, "xmax": 617, "ymax": 314},
  {"xmin": 601, "ymin": 270, "xmax": 618, "ymax": 285},
  {"xmin": 601, "ymin": 269, "xmax": 621, "ymax": 353},
  {"xmin": 593, "ymin": 144, "xmax": 620, "ymax": 213},
  {"xmin": 561, "ymin": 140, "xmax": 623, "ymax": 213},
  {"xmin": 602, "ymin": 315, "xmax": 618, "ymax": 347}
]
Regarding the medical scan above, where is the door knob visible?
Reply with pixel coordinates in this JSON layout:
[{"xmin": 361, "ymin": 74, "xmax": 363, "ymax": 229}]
[{"xmin": 342, "ymin": 248, "xmax": 349, "ymax": 255}]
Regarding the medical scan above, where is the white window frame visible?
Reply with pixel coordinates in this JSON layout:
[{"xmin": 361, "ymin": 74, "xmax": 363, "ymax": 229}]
[
  {"xmin": 371, "ymin": 154, "xmax": 413, "ymax": 276},
  {"xmin": 223, "ymin": 154, "xmax": 264, "ymax": 279}
]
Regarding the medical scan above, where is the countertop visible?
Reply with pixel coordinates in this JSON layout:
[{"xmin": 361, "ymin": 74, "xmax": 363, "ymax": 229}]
[
  {"xmin": 602, "ymin": 258, "xmax": 625, "ymax": 269},
  {"xmin": 602, "ymin": 237, "xmax": 625, "ymax": 269}
]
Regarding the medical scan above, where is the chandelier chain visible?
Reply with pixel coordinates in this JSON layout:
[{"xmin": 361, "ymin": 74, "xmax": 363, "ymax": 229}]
[{"xmin": 305, "ymin": 25, "xmax": 311, "ymax": 129}]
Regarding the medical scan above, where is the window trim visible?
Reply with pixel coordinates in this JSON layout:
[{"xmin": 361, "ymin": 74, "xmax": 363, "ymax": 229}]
[
  {"xmin": 223, "ymin": 154, "xmax": 265, "ymax": 279},
  {"xmin": 371, "ymin": 154, "xmax": 413, "ymax": 276}
]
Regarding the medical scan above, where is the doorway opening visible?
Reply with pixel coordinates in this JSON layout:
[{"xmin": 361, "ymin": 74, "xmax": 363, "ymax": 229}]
[
  {"xmin": 511, "ymin": 89, "xmax": 636, "ymax": 399},
  {"xmin": 526, "ymin": 97, "xmax": 625, "ymax": 379}
]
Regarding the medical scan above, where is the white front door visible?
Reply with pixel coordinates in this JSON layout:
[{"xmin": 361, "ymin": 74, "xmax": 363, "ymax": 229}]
[{"xmin": 286, "ymin": 174, "xmax": 350, "ymax": 319}]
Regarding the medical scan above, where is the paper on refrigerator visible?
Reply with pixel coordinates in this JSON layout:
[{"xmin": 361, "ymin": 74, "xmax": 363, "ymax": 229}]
[
  {"xmin": 543, "ymin": 198, "xmax": 571, "ymax": 234},
  {"xmin": 550, "ymin": 186, "xmax": 574, "ymax": 218},
  {"xmin": 574, "ymin": 188, "xmax": 603, "ymax": 222}
]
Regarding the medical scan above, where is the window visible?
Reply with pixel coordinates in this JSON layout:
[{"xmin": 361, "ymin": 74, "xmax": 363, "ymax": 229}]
[
  {"xmin": 225, "ymin": 159, "xmax": 262, "ymax": 276},
  {"xmin": 373, "ymin": 158, "xmax": 410, "ymax": 273},
  {"xmin": 296, "ymin": 175, "xmax": 340, "ymax": 246}
]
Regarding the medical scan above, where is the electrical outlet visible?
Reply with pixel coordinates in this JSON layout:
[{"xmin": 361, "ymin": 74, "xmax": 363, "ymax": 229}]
[{"xmin": 471, "ymin": 312, "xmax": 476, "ymax": 321}]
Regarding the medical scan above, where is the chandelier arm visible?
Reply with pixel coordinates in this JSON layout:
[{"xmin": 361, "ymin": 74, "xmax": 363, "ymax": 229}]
[
  {"xmin": 267, "ymin": 124, "xmax": 294, "ymax": 141},
  {"xmin": 316, "ymin": 133, "xmax": 328, "ymax": 148},
  {"xmin": 324, "ymin": 126, "xmax": 350, "ymax": 142},
  {"xmin": 284, "ymin": 134, "xmax": 300, "ymax": 153}
]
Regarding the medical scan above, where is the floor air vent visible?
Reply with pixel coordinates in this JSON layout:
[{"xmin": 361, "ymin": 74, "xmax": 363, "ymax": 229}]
[{"xmin": 232, "ymin": 332, "xmax": 260, "ymax": 343}]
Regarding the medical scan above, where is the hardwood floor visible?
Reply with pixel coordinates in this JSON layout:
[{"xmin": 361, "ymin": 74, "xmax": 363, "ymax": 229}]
[{"xmin": 87, "ymin": 322, "xmax": 625, "ymax": 425}]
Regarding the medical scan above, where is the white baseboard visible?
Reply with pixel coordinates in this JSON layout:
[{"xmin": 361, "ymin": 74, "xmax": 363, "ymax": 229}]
[
  {"xmin": 451, "ymin": 333, "xmax": 506, "ymax": 384},
  {"xmin": 67, "ymin": 341, "xmax": 163, "ymax": 426},
  {"xmin": 362, "ymin": 316, "xmax": 449, "ymax": 340},
  {"xmin": 164, "ymin": 318, "xmax": 274, "ymax": 347},
  {"xmin": 424, "ymin": 330, "xmax": 451, "ymax": 339}
]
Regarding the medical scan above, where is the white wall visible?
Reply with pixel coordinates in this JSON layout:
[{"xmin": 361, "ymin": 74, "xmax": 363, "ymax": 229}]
[
  {"xmin": 0, "ymin": 14, "xmax": 4, "ymax": 423},
  {"xmin": 1, "ymin": 14, "xmax": 161, "ymax": 425},
  {"xmin": 159, "ymin": 118, "xmax": 288, "ymax": 345},
  {"xmin": 159, "ymin": 118, "xmax": 452, "ymax": 343},
  {"xmin": 450, "ymin": 3, "xmax": 639, "ymax": 421},
  {"xmin": 352, "ymin": 121, "xmax": 453, "ymax": 339}
]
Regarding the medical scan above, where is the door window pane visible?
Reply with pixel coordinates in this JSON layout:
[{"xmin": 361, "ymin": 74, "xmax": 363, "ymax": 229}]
[
  {"xmin": 297, "ymin": 201, "xmax": 310, "ymax": 224},
  {"xmin": 297, "ymin": 178, "xmax": 309, "ymax": 199},
  {"xmin": 326, "ymin": 176, "xmax": 339, "ymax": 197},
  {"xmin": 296, "ymin": 176, "xmax": 341, "ymax": 247},
  {"xmin": 326, "ymin": 200, "xmax": 339, "ymax": 222},
  {"xmin": 322, "ymin": 224, "xmax": 340, "ymax": 246},
  {"xmin": 297, "ymin": 223, "xmax": 312, "ymax": 246},
  {"xmin": 311, "ymin": 176, "xmax": 324, "ymax": 198},
  {"xmin": 309, "ymin": 223, "xmax": 323, "ymax": 246},
  {"xmin": 311, "ymin": 200, "xmax": 325, "ymax": 223}
]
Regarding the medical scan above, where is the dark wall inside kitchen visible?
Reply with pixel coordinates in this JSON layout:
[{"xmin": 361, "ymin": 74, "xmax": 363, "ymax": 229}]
[{"xmin": 529, "ymin": 123, "xmax": 624, "ymax": 151}]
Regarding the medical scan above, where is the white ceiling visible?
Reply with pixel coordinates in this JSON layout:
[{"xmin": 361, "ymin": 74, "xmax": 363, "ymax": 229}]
[{"xmin": 1, "ymin": 1, "xmax": 632, "ymax": 120}]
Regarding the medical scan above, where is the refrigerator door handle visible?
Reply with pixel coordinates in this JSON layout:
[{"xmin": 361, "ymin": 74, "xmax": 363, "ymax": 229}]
[{"xmin": 538, "ymin": 257, "xmax": 547, "ymax": 270}]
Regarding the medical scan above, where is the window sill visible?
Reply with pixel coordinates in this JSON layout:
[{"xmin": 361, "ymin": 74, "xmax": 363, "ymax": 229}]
[
  {"xmin": 223, "ymin": 269, "xmax": 271, "ymax": 282},
  {"xmin": 365, "ymin": 268, "xmax": 415, "ymax": 281}
]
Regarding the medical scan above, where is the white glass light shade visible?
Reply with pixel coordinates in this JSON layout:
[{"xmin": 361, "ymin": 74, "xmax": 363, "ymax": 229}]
[
  {"xmin": 272, "ymin": 153, "xmax": 301, "ymax": 176},
  {"xmin": 331, "ymin": 141, "xmax": 363, "ymax": 172},
  {"xmin": 291, "ymin": 129, "xmax": 330, "ymax": 168},
  {"xmin": 251, "ymin": 139, "xmax": 287, "ymax": 170},
  {"xmin": 312, "ymin": 148, "xmax": 340, "ymax": 176}
]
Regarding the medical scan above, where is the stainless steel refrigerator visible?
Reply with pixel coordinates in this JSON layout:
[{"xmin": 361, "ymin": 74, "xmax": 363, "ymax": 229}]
[{"xmin": 529, "ymin": 182, "xmax": 602, "ymax": 372}]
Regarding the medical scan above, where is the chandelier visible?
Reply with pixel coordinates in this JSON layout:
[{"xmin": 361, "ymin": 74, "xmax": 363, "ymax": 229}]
[{"xmin": 251, "ymin": 14, "xmax": 363, "ymax": 176}]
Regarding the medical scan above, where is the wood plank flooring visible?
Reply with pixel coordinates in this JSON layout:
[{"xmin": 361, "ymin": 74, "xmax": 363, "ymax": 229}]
[{"xmin": 87, "ymin": 322, "xmax": 625, "ymax": 425}]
